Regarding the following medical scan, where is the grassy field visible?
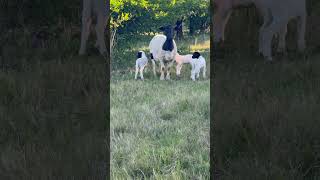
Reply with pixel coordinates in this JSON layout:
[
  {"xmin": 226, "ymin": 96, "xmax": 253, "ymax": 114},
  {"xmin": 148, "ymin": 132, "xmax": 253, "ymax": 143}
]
[
  {"xmin": 111, "ymin": 34, "xmax": 210, "ymax": 179},
  {"xmin": 0, "ymin": 28, "xmax": 107, "ymax": 178},
  {"xmin": 214, "ymin": 52, "xmax": 320, "ymax": 179}
]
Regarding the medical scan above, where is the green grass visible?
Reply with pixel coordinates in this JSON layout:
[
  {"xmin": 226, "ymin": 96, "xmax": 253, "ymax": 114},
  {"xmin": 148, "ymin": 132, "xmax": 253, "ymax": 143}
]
[
  {"xmin": 214, "ymin": 53, "xmax": 320, "ymax": 179},
  {"xmin": 111, "ymin": 34, "xmax": 210, "ymax": 179},
  {"xmin": 0, "ymin": 28, "xmax": 107, "ymax": 178}
]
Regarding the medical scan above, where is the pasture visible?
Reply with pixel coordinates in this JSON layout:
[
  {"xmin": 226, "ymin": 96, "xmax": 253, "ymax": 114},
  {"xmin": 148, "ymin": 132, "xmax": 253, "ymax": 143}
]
[
  {"xmin": 110, "ymin": 34, "xmax": 210, "ymax": 179},
  {"xmin": 0, "ymin": 28, "xmax": 107, "ymax": 178},
  {"xmin": 214, "ymin": 52, "xmax": 320, "ymax": 179}
]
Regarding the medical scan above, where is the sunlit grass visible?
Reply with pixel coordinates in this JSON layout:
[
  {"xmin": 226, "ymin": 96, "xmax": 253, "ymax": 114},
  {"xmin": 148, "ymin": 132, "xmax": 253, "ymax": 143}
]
[
  {"xmin": 111, "ymin": 33, "xmax": 210, "ymax": 179},
  {"xmin": 190, "ymin": 39, "xmax": 210, "ymax": 52},
  {"xmin": 214, "ymin": 53, "xmax": 320, "ymax": 179}
]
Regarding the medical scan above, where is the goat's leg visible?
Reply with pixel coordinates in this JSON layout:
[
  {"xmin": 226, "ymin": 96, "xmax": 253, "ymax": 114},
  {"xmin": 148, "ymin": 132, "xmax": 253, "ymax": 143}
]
[
  {"xmin": 297, "ymin": 15, "xmax": 306, "ymax": 53},
  {"xmin": 258, "ymin": 25, "xmax": 266, "ymax": 55},
  {"xmin": 135, "ymin": 65, "xmax": 139, "ymax": 80},
  {"xmin": 79, "ymin": 0, "xmax": 92, "ymax": 55},
  {"xmin": 258, "ymin": 7, "xmax": 272, "ymax": 55},
  {"xmin": 277, "ymin": 25, "xmax": 287, "ymax": 53},
  {"xmin": 261, "ymin": 19, "xmax": 285, "ymax": 61},
  {"xmin": 165, "ymin": 66, "xmax": 170, "ymax": 80},
  {"xmin": 166, "ymin": 61, "xmax": 174, "ymax": 80},
  {"xmin": 95, "ymin": 13, "xmax": 107, "ymax": 55},
  {"xmin": 160, "ymin": 61, "xmax": 165, "ymax": 80},
  {"xmin": 151, "ymin": 59, "xmax": 156, "ymax": 76}
]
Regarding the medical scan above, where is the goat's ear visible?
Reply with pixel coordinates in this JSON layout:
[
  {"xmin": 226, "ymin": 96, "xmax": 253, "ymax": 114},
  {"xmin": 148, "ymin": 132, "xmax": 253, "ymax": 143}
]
[{"xmin": 159, "ymin": 26, "xmax": 165, "ymax": 31}]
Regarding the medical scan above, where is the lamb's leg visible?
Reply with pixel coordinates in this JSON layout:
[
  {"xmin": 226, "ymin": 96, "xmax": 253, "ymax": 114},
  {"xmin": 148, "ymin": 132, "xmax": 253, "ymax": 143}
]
[
  {"xmin": 176, "ymin": 63, "xmax": 182, "ymax": 77},
  {"xmin": 135, "ymin": 65, "xmax": 139, "ymax": 80},
  {"xmin": 139, "ymin": 68, "xmax": 144, "ymax": 80},
  {"xmin": 190, "ymin": 64, "xmax": 196, "ymax": 81},
  {"xmin": 79, "ymin": 0, "xmax": 92, "ymax": 55},
  {"xmin": 203, "ymin": 65, "xmax": 206, "ymax": 78},
  {"xmin": 191, "ymin": 70, "xmax": 196, "ymax": 81},
  {"xmin": 160, "ymin": 61, "xmax": 165, "ymax": 80}
]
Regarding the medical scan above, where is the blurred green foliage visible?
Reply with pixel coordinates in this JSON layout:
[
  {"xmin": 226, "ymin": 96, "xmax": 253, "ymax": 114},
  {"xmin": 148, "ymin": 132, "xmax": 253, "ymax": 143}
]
[
  {"xmin": 0, "ymin": 0, "xmax": 81, "ymax": 29},
  {"xmin": 110, "ymin": 0, "xmax": 210, "ymax": 34}
]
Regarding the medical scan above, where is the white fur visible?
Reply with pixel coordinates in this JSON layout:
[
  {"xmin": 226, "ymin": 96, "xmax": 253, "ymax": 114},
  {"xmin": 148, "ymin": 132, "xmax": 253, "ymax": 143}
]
[
  {"xmin": 213, "ymin": 0, "xmax": 306, "ymax": 61},
  {"xmin": 190, "ymin": 56, "xmax": 206, "ymax": 81},
  {"xmin": 79, "ymin": 0, "xmax": 107, "ymax": 56},
  {"xmin": 149, "ymin": 35, "xmax": 177, "ymax": 80},
  {"xmin": 175, "ymin": 52, "xmax": 193, "ymax": 76},
  {"xmin": 135, "ymin": 51, "xmax": 148, "ymax": 80}
]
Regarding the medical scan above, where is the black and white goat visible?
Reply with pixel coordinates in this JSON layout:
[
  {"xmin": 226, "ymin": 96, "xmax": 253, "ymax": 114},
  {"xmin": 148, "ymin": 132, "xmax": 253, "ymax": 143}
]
[{"xmin": 149, "ymin": 25, "xmax": 177, "ymax": 80}]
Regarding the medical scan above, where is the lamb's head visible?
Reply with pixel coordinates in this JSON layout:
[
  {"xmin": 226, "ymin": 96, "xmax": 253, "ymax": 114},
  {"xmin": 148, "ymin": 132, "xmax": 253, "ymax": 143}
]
[
  {"xmin": 192, "ymin": 52, "xmax": 201, "ymax": 59},
  {"xmin": 159, "ymin": 25, "xmax": 174, "ymax": 40},
  {"xmin": 137, "ymin": 51, "xmax": 146, "ymax": 58}
]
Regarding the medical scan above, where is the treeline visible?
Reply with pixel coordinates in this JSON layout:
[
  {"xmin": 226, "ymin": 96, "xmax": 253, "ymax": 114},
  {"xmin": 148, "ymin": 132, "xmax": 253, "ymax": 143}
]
[
  {"xmin": 1, "ymin": 0, "xmax": 81, "ymax": 29},
  {"xmin": 224, "ymin": 0, "xmax": 320, "ymax": 52},
  {"xmin": 110, "ymin": 0, "xmax": 210, "ymax": 35}
]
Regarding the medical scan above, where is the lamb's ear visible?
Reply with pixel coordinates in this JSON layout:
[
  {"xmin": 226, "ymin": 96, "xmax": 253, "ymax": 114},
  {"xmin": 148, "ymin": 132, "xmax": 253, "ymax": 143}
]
[
  {"xmin": 159, "ymin": 26, "xmax": 165, "ymax": 31},
  {"xmin": 192, "ymin": 52, "xmax": 201, "ymax": 59},
  {"xmin": 137, "ymin": 52, "xmax": 142, "ymax": 58}
]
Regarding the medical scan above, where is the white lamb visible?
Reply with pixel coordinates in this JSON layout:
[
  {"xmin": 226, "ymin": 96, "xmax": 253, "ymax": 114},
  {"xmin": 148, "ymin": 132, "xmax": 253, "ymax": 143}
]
[
  {"xmin": 175, "ymin": 52, "xmax": 193, "ymax": 77},
  {"xmin": 190, "ymin": 52, "xmax": 206, "ymax": 81},
  {"xmin": 135, "ymin": 51, "xmax": 148, "ymax": 80}
]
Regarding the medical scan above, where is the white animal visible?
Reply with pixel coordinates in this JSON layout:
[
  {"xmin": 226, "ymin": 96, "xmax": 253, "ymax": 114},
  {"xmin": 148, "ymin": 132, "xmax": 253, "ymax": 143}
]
[
  {"xmin": 79, "ymin": 0, "xmax": 107, "ymax": 56},
  {"xmin": 149, "ymin": 25, "xmax": 177, "ymax": 80},
  {"xmin": 135, "ymin": 51, "xmax": 148, "ymax": 80},
  {"xmin": 175, "ymin": 52, "xmax": 193, "ymax": 77},
  {"xmin": 190, "ymin": 52, "xmax": 206, "ymax": 81},
  {"xmin": 213, "ymin": 0, "xmax": 306, "ymax": 61}
]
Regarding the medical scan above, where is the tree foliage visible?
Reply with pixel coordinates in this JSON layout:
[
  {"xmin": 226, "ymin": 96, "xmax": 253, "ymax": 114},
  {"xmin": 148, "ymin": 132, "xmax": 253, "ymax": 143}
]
[
  {"xmin": 110, "ymin": 0, "xmax": 210, "ymax": 34},
  {"xmin": 1, "ymin": 0, "xmax": 81, "ymax": 29}
]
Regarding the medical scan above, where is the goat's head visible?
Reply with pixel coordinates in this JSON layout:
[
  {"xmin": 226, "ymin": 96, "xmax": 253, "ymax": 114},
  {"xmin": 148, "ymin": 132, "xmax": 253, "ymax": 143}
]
[{"xmin": 159, "ymin": 25, "xmax": 174, "ymax": 39}]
